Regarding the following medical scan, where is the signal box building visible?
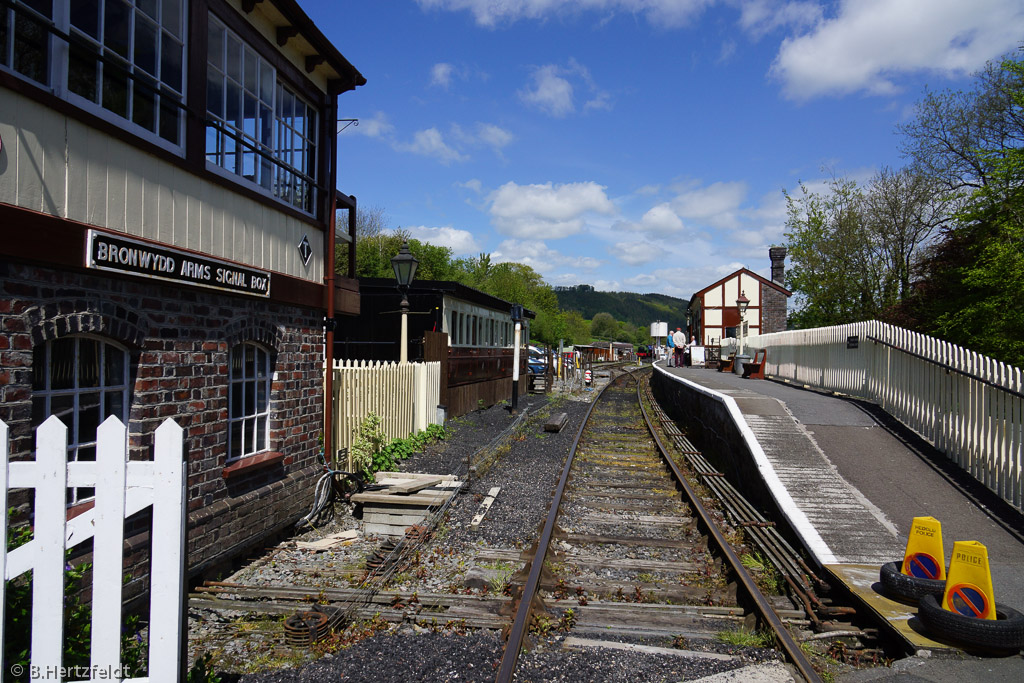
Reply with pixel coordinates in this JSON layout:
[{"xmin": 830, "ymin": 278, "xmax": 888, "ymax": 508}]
[
  {"xmin": 687, "ymin": 248, "xmax": 790, "ymax": 346},
  {"xmin": 0, "ymin": 0, "xmax": 364, "ymax": 584}
]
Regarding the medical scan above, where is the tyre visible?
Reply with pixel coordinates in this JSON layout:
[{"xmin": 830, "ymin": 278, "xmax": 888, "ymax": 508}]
[
  {"xmin": 918, "ymin": 593, "xmax": 1024, "ymax": 651},
  {"xmin": 879, "ymin": 561, "xmax": 946, "ymax": 603}
]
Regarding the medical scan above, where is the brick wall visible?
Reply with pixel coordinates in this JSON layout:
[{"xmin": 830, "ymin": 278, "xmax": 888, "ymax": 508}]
[
  {"xmin": 0, "ymin": 260, "xmax": 324, "ymax": 578},
  {"xmin": 762, "ymin": 287, "xmax": 788, "ymax": 334}
]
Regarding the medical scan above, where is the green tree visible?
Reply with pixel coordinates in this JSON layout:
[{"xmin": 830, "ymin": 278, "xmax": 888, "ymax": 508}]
[
  {"xmin": 589, "ymin": 312, "xmax": 618, "ymax": 340},
  {"xmin": 889, "ymin": 54, "xmax": 1024, "ymax": 365},
  {"xmin": 784, "ymin": 176, "xmax": 886, "ymax": 327}
]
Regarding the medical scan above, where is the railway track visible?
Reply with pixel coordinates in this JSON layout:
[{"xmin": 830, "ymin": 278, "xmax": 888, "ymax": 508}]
[
  {"xmin": 497, "ymin": 366, "xmax": 823, "ymax": 682},
  {"xmin": 189, "ymin": 364, "xmax": 891, "ymax": 678}
]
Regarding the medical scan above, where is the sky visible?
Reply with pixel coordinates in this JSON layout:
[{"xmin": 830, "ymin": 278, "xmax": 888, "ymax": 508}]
[{"xmin": 301, "ymin": 0, "xmax": 1024, "ymax": 300}]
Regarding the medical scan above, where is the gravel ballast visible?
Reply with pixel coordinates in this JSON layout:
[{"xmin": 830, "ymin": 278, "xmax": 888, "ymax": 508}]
[{"xmin": 188, "ymin": 375, "xmax": 794, "ymax": 682}]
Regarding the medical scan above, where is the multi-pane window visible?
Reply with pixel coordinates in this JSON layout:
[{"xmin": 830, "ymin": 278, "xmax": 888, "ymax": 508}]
[
  {"xmin": 68, "ymin": 0, "xmax": 185, "ymax": 145},
  {"xmin": 228, "ymin": 342, "xmax": 271, "ymax": 462},
  {"xmin": 0, "ymin": 1, "xmax": 185, "ymax": 146},
  {"xmin": 32, "ymin": 336, "xmax": 130, "ymax": 506},
  {"xmin": 0, "ymin": 0, "xmax": 52, "ymax": 85},
  {"xmin": 206, "ymin": 16, "xmax": 319, "ymax": 213}
]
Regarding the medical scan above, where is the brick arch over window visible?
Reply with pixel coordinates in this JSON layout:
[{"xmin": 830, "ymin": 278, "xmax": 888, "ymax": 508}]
[
  {"xmin": 222, "ymin": 318, "xmax": 286, "ymax": 351},
  {"xmin": 23, "ymin": 299, "xmax": 150, "ymax": 349}
]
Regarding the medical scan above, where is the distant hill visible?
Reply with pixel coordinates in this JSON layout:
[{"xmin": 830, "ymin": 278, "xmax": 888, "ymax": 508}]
[{"xmin": 555, "ymin": 285, "xmax": 689, "ymax": 329}]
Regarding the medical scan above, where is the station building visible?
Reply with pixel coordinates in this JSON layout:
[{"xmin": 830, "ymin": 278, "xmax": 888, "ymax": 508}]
[
  {"xmin": 0, "ymin": 0, "xmax": 364, "ymax": 582},
  {"xmin": 686, "ymin": 247, "xmax": 790, "ymax": 346}
]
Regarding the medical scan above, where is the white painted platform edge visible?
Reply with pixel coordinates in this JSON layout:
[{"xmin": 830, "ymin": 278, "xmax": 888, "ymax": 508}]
[{"xmin": 654, "ymin": 365, "xmax": 838, "ymax": 565}]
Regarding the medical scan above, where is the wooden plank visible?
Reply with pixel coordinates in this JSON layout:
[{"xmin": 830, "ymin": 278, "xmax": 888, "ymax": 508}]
[
  {"xmin": 295, "ymin": 530, "xmax": 360, "ymax": 550},
  {"xmin": 470, "ymin": 487, "xmax": 501, "ymax": 530},
  {"xmin": 351, "ymin": 490, "xmax": 454, "ymax": 506},
  {"xmin": 558, "ymin": 532, "xmax": 691, "ymax": 549},
  {"xmin": 565, "ymin": 555, "xmax": 697, "ymax": 573},
  {"xmin": 563, "ymin": 637, "xmax": 737, "ymax": 661},
  {"xmin": 374, "ymin": 471, "xmax": 460, "ymax": 482},
  {"xmin": 362, "ymin": 512, "xmax": 429, "ymax": 526},
  {"xmin": 387, "ymin": 476, "xmax": 444, "ymax": 494}
]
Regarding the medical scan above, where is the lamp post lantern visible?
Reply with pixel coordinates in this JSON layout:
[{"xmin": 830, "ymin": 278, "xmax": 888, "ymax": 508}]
[
  {"xmin": 736, "ymin": 290, "xmax": 749, "ymax": 356},
  {"xmin": 391, "ymin": 242, "xmax": 419, "ymax": 363}
]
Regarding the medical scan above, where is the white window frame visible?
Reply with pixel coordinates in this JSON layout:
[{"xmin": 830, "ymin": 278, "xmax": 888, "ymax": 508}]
[
  {"xmin": 0, "ymin": 0, "xmax": 188, "ymax": 154},
  {"xmin": 227, "ymin": 341, "xmax": 272, "ymax": 463},
  {"xmin": 205, "ymin": 14, "xmax": 320, "ymax": 214},
  {"xmin": 32, "ymin": 334, "xmax": 130, "ymax": 506}
]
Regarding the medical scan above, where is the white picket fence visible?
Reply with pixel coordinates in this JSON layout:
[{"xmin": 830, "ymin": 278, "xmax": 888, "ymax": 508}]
[
  {"xmin": 1, "ymin": 416, "xmax": 185, "ymax": 683},
  {"xmin": 731, "ymin": 321, "xmax": 1023, "ymax": 511},
  {"xmin": 330, "ymin": 360, "xmax": 442, "ymax": 470}
]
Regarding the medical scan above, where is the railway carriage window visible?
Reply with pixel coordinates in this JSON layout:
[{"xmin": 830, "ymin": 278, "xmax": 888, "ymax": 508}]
[
  {"xmin": 228, "ymin": 341, "xmax": 271, "ymax": 462},
  {"xmin": 31, "ymin": 335, "xmax": 130, "ymax": 506},
  {"xmin": 472, "ymin": 316, "xmax": 478, "ymax": 346}
]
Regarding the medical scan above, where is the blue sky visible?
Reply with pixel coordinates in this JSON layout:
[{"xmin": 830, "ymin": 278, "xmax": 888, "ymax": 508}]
[{"xmin": 303, "ymin": 0, "xmax": 1024, "ymax": 300}]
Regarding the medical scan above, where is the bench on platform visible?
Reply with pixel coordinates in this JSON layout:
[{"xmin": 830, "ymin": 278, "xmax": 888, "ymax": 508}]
[
  {"xmin": 719, "ymin": 354, "xmax": 735, "ymax": 373},
  {"xmin": 742, "ymin": 349, "xmax": 767, "ymax": 379}
]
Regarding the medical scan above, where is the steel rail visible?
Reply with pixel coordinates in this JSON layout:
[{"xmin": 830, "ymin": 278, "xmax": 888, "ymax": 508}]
[
  {"xmin": 494, "ymin": 367, "xmax": 637, "ymax": 682},
  {"xmin": 636, "ymin": 374, "xmax": 823, "ymax": 683}
]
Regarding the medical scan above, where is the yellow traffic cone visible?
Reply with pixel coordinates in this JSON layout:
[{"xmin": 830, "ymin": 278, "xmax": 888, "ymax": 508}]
[
  {"xmin": 901, "ymin": 516, "xmax": 945, "ymax": 580},
  {"xmin": 941, "ymin": 541, "xmax": 996, "ymax": 620}
]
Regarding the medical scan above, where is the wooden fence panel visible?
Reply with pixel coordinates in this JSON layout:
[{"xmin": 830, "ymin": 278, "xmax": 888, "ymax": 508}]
[{"xmin": 331, "ymin": 360, "xmax": 441, "ymax": 470}]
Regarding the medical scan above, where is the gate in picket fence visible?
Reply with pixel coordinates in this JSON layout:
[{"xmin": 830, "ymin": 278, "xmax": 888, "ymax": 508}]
[{"xmin": 1, "ymin": 415, "xmax": 186, "ymax": 683}]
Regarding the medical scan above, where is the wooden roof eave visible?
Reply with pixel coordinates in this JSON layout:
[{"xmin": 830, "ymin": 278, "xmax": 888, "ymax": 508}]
[{"xmin": 242, "ymin": 0, "xmax": 366, "ymax": 94}]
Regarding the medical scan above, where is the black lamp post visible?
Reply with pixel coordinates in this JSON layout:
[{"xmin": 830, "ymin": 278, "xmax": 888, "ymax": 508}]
[
  {"xmin": 391, "ymin": 242, "xmax": 419, "ymax": 363},
  {"xmin": 736, "ymin": 290, "xmax": 749, "ymax": 356}
]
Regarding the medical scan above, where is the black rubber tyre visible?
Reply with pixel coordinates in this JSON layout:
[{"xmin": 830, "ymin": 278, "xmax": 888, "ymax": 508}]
[
  {"xmin": 918, "ymin": 593, "xmax": 1024, "ymax": 651},
  {"xmin": 879, "ymin": 561, "xmax": 946, "ymax": 603}
]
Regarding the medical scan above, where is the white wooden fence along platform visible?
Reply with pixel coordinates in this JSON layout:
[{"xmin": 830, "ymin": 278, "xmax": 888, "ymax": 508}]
[
  {"xmin": 725, "ymin": 320, "xmax": 1023, "ymax": 511},
  {"xmin": 1, "ymin": 416, "xmax": 186, "ymax": 683}
]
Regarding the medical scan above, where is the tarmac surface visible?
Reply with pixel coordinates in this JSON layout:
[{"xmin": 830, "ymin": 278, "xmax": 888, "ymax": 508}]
[{"xmin": 657, "ymin": 361, "xmax": 1024, "ymax": 681}]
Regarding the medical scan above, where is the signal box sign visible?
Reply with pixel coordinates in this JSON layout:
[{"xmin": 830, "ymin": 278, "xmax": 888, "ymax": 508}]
[{"xmin": 87, "ymin": 230, "xmax": 271, "ymax": 297}]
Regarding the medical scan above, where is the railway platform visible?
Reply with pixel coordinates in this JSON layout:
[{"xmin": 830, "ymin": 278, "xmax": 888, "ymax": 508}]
[{"xmin": 656, "ymin": 361, "xmax": 1024, "ymax": 677}]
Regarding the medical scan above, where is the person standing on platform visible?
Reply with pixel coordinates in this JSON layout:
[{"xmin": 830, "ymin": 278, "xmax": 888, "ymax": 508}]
[
  {"xmin": 685, "ymin": 335, "xmax": 697, "ymax": 366},
  {"xmin": 672, "ymin": 327, "xmax": 686, "ymax": 368},
  {"xmin": 666, "ymin": 329, "xmax": 675, "ymax": 366}
]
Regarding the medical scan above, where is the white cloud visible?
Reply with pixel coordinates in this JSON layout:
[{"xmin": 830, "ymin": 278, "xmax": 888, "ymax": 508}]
[
  {"xmin": 431, "ymin": 62, "xmax": 455, "ymax": 88},
  {"xmin": 488, "ymin": 181, "xmax": 617, "ymax": 239},
  {"xmin": 771, "ymin": 0, "xmax": 1024, "ymax": 100},
  {"xmin": 458, "ymin": 179, "xmax": 484, "ymax": 194},
  {"xmin": 519, "ymin": 59, "xmax": 612, "ymax": 118},
  {"xmin": 520, "ymin": 65, "xmax": 575, "ymax": 117},
  {"xmin": 397, "ymin": 128, "xmax": 468, "ymax": 164},
  {"xmin": 670, "ymin": 180, "xmax": 747, "ymax": 229},
  {"xmin": 612, "ymin": 240, "xmax": 660, "ymax": 266},
  {"xmin": 612, "ymin": 203, "xmax": 687, "ymax": 237},
  {"xmin": 492, "ymin": 239, "xmax": 603, "ymax": 274},
  {"xmin": 737, "ymin": 0, "xmax": 822, "ymax": 39},
  {"xmin": 402, "ymin": 226, "xmax": 483, "ymax": 255},
  {"xmin": 416, "ymin": 0, "xmax": 712, "ymax": 29},
  {"xmin": 349, "ymin": 111, "xmax": 395, "ymax": 138}
]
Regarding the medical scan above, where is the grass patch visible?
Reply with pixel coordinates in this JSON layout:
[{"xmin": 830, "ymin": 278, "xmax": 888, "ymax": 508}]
[{"xmin": 716, "ymin": 628, "xmax": 775, "ymax": 648}]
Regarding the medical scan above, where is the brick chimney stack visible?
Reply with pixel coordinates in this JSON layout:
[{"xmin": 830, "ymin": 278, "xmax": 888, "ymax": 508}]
[{"xmin": 769, "ymin": 247, "xmax": 787, "ymax": 285}]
